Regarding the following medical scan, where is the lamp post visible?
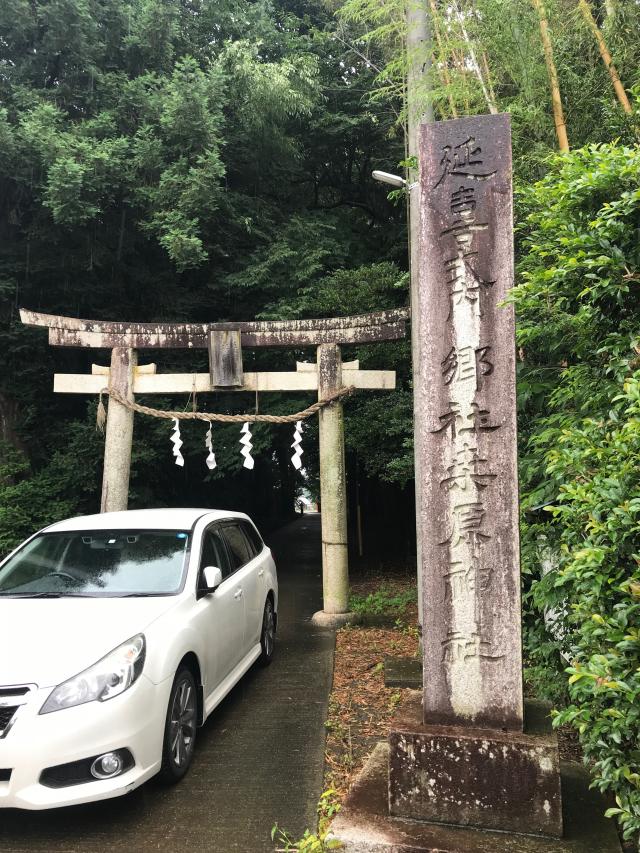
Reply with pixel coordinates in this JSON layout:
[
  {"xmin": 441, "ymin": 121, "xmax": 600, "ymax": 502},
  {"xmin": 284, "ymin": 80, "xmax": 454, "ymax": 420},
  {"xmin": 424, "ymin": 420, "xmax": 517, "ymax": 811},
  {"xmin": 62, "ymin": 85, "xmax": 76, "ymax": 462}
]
[{"xmin": 372, "ymin": 166, "xmax": 424, "ymax": 644}]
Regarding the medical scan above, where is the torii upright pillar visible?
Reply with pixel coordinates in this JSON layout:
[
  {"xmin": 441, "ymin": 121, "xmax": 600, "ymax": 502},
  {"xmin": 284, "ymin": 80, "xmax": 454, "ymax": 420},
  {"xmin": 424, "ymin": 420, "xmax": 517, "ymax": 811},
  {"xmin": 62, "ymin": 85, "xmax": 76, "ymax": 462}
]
[
  {"xmin": 101, "ymin": 347, "xmax": 136, "ymax": 513},
  {"xmin": 317, "ymin": 343, "xmax": 348, "ymax": 617}
]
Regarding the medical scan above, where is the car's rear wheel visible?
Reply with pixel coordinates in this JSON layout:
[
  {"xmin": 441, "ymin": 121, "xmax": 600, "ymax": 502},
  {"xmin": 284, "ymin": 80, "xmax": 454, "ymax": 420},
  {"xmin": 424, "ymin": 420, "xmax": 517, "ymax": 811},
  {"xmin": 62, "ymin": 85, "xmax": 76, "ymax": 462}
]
[
  {"xmin": 159, "ymin": 666, "xmax": 197, "ymax": 783},
  {"xmin": 259, "ymin": 597, "xmax": 276, "ymax": 666}
]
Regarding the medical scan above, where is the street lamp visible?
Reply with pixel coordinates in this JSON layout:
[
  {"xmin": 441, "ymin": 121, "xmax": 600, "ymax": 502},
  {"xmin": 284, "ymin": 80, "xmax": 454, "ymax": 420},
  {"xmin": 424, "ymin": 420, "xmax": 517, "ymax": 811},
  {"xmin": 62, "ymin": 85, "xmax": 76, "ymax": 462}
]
[
  {"xmin": 372, "ymin": 170, "xmax": 419, "ymax": 191},
  {"xmin": 372, "ymin": 170, "xmax": 406, "ymax": 188}
]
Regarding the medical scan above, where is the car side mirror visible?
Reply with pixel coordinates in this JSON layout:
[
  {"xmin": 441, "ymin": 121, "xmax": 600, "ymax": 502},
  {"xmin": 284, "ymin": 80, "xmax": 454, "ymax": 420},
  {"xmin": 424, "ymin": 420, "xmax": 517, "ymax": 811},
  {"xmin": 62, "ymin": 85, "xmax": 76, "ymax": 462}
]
[{"xmin": 201, "ymin": 565, "xmax": 223, "ymax": 594}]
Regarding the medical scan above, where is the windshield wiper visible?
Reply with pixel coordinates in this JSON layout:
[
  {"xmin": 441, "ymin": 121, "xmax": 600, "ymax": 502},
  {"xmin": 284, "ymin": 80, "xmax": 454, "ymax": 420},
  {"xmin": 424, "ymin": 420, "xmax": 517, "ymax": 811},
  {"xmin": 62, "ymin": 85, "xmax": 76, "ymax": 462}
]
[
  {"xmin": 116, "ymin": 592, "xmax": 168, "ymax": 598},
  {"xmin": 0, "ymin": 592, "xmax": 93, "ymax": 599},
  {"xmin": 0, "ymin": 590, "xmax": 169, "ymax": 598}
]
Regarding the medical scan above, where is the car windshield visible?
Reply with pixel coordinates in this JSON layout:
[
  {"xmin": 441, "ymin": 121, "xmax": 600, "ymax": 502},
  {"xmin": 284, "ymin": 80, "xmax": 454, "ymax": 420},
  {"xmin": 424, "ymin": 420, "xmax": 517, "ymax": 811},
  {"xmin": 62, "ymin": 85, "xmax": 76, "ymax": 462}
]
[{"xmin": 0, "ymin": 530, "xmax": 190, "ymax": 597}]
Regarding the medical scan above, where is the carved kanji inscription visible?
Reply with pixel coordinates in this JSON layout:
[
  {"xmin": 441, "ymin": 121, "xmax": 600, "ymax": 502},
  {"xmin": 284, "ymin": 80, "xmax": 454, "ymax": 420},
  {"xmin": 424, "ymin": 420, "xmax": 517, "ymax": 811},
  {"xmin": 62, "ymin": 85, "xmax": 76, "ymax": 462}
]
[{"xmin": 417, "ymin": 114, "xmax": 523, "ymax": 731}]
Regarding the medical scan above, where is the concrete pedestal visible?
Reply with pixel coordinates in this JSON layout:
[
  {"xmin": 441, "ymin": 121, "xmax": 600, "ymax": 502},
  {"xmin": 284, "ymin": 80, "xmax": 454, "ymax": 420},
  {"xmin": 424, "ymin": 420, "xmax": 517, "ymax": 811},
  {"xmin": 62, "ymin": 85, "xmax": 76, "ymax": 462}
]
[
  {"xmin": 384, "ymin": 656, "xmax": 422, "ymax": 689},
  {"xmin": 329, "ymin": 742, "xmax": 621, "ymax": 853},
  {"xmin": 389, "ymin": 695, "xmax": 562, "ymax": 837}
]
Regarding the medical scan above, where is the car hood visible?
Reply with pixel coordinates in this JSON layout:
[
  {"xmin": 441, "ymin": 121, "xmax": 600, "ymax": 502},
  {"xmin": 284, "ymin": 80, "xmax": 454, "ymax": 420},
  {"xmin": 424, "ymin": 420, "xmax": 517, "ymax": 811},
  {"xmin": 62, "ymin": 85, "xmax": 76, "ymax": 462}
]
[{"xmin": 0, "ymin": 596, "xmax": 179, "ymax": 688}]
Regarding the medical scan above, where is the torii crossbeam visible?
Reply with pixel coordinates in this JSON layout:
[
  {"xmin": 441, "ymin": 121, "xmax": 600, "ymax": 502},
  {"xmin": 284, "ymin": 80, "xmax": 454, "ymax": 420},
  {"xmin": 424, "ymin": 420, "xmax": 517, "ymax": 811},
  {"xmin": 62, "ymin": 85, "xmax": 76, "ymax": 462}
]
[{"xmin": 21, "ymin": 308, "xmax": 408, "ymax": 625}]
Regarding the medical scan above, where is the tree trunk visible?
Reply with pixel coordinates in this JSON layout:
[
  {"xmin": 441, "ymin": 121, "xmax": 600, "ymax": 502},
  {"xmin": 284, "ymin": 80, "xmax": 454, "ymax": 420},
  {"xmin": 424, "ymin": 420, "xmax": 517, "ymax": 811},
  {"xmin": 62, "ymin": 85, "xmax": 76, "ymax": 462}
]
[
  {"xmin": 578, "ymin": 0, "xmax": 632, "ymax": 114},
  {"xmin": 117, "ymin": 205, "xmax": 126, "ymax": 261},
  {"xmin": 0, "ymin": 393, "xmax": 27, "ymax": 457},
  {"xmin": 531, "ymin": 0, "xmax": 570, "ymax": 152}
]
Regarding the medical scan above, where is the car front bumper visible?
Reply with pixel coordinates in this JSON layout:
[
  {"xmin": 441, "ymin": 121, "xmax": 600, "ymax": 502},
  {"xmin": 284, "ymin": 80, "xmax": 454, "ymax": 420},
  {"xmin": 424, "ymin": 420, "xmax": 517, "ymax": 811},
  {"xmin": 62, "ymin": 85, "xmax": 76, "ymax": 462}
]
[{"xmin": 0, "ymin": 674, "xmax": 171, "ymax": 809}]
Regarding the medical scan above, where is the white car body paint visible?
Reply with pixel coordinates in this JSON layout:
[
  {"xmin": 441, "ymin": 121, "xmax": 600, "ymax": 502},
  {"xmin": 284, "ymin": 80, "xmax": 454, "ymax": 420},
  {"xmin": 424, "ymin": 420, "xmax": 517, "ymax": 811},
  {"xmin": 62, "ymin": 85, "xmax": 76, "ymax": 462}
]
[{"xmin": 0, "ymin": 508, "xmax": 278, "ymax": 809}]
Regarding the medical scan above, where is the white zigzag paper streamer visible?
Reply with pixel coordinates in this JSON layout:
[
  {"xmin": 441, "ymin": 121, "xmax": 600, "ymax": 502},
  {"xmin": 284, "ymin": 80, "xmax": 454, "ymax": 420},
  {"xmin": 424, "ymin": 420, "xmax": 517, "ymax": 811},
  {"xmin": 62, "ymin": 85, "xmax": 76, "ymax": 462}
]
[
  {"xmin": 239, "ymin": 422, "xmax": 254, "ymax": 470},
  {"xmin": 170, "ymin": 418, "xmax": 184, "ymax": 467},
  {"xmin": 205, "ymin": 423, "xmax": 217, "ymax": 471},
  {"xmin": 291, "ymin": 420, "xmax": 304, "ymax": 470}
]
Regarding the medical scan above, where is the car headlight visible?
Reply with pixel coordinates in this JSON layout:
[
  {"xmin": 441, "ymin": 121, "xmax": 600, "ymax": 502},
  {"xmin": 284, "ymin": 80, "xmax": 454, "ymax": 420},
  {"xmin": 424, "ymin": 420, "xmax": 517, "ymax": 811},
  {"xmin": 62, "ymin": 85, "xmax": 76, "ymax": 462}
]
[{"xmin": 40, "ymin": 634, "xmax": 146, "ymax": 714}]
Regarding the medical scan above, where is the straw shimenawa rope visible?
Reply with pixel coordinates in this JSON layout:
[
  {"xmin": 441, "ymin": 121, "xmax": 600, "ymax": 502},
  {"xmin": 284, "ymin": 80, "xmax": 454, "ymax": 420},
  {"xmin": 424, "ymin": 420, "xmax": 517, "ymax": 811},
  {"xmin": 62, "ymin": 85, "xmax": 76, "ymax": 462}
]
[{"xmin": 97, "ymin": 385, "xmax": 355, "ymax": 432}]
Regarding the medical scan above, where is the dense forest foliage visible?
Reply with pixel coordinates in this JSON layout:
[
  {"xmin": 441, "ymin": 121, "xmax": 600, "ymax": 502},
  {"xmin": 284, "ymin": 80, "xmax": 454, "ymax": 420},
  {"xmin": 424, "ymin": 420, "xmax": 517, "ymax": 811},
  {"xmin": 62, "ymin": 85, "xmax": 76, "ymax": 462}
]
[
  {"xmin": 1, "ymin": 0, "xmax": 640, "ymax": 839},
  {"xmin": 0, "ymin": 0, "xmax": 410, "ymax": 549}
]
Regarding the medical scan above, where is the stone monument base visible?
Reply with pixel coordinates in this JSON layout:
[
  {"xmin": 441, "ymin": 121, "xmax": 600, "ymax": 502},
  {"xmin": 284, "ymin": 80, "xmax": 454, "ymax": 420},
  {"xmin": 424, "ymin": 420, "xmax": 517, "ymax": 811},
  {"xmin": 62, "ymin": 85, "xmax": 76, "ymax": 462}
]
[
  {"xmin": 329, "ymin": 742, "xmax": 621, "ymax": 853},
  {"xmin": 383, "ymin": 656, "xmax": 422, "ymax": 689},
  {"xmin": 389, "ymin": 694, "xmax": 562, "ymax": 837}
]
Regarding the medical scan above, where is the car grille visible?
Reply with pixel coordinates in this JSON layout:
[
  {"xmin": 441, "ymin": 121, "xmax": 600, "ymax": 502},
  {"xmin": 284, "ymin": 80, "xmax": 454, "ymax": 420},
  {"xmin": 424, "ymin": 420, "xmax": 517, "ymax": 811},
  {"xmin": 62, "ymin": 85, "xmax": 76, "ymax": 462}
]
[
  {"xmin": 0, "ymin": 686, "xmax": 33, "ymax": 738},
  {"xmin": 40, "ymin": 757, "xmax": 97, "ymax": 788},
  {"xmin": 0, "ymin": 706, "xmax": 18, "ymax": 734}
]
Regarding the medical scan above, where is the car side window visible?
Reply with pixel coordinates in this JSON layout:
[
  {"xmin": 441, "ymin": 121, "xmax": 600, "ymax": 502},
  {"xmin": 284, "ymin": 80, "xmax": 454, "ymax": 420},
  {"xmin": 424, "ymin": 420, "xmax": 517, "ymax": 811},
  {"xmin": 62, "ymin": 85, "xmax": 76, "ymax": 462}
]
[
  {"xmin": 221, "ymin": 524, "xmax": 253, "ymax": 570},
  {"xmin": 241, "ymin": 521, "xmax": 263, "ymax": 557},
  {"xmin": 199, "ymin": 527, "xmax": 232, "ymax": 579}
]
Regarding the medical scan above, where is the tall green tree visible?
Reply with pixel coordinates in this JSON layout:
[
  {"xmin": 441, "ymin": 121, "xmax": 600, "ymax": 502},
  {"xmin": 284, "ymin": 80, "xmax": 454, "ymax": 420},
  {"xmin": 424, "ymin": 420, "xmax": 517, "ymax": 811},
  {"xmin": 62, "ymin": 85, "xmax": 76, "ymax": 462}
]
[{"xmin": 0, "ymin": 0, "xmax": 406, "ymax": 548}]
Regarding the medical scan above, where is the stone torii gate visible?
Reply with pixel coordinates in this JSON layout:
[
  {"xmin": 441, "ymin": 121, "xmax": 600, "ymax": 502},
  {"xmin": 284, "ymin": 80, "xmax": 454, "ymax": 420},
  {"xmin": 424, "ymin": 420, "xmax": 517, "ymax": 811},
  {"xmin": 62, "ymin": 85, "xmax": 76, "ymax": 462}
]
[{"xmin": 20, "ymin": 307, "xmax": 407, "ymax": 625}]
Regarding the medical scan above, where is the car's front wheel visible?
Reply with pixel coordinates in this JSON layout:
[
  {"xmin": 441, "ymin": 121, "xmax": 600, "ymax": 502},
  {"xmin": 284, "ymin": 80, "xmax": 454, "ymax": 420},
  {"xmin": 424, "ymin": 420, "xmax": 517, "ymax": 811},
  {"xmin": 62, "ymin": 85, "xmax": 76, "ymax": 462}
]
[
  {"xmin": 159, "ymin": 666, "xmax": 197, "ymax": 783},
  {"xmin": 259, "ymin": 597, "xmax": 276, "ymax": 666}
]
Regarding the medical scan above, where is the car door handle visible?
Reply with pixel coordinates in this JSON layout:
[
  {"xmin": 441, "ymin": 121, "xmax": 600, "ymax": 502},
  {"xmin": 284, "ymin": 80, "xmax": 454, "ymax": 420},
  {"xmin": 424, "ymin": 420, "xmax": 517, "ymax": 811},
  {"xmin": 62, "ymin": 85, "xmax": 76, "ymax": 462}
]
[{"xmin": 234, "ymin": 589, "xmax": 243, "ymax": 599}]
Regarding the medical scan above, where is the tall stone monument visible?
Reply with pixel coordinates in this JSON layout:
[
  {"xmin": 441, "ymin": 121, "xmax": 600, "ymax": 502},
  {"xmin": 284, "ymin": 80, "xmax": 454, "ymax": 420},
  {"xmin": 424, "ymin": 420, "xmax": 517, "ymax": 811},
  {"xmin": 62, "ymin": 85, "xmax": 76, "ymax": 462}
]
[
  {"xmin": 388, "ymin": 113, "xmax": 562, "ymax": 837},
  {"xmin": 330, "ymin": 113, "xmax": 622, "ymax": 853},
  {"xmin": 417, "ymin": 113, "xmax": 522, "ymax": 732}
]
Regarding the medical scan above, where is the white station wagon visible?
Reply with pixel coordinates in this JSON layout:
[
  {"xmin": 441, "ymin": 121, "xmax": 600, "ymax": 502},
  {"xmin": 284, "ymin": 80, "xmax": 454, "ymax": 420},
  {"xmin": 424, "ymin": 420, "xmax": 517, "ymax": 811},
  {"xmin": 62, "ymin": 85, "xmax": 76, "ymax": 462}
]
[{"xmin": 0, "ymin": 508, "xmax": 278, "ymax": 809}]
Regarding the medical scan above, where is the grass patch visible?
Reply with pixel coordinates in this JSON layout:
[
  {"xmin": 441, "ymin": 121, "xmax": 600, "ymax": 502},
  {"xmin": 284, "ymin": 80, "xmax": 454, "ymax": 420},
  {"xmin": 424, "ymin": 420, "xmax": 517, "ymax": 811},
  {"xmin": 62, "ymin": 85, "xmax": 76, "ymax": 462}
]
[{"xmin": 348, "ymin": 583, "xmax": 416, "ymax": 618}]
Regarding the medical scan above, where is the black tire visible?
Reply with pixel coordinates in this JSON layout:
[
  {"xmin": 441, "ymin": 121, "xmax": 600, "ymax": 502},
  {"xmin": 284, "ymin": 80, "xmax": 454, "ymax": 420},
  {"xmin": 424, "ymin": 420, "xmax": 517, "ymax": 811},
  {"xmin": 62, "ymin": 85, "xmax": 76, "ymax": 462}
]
[
  {"xmin": 159, "ymin": 666, "xmax": 198, "ymax": 784},
  {"xmin": 258, "ymin": 597, "xmax": 276, "ymax": 666}
]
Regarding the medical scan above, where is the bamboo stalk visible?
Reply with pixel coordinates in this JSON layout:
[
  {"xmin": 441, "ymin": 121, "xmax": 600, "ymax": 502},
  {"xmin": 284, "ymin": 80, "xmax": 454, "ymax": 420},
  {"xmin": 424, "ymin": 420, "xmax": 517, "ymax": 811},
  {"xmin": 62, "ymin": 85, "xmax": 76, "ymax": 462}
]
[
  {"xmin": 481, "ymin": 51, "xmax": 498, "ymax": 110},
  {"xmin": 452, "ymin": 49, "xmax": 471, "ymax": 113},
  {"xmin": 577, "ymin": 0, "xmax": 632, "ymax": 114},
  {"xmin": 428, "ymin": 0, "xmax": 458, "ymax": 118},
  {"xmin": 453, "ymin": 2, "xmax": 498, "ymax": 114},
  {"xmin": 438, "ymin": 64, "xmax": 458, "ymax": 119},
  {"xmin": 531, "ymin": 0, "xmax": 570, "ymax": 152}
]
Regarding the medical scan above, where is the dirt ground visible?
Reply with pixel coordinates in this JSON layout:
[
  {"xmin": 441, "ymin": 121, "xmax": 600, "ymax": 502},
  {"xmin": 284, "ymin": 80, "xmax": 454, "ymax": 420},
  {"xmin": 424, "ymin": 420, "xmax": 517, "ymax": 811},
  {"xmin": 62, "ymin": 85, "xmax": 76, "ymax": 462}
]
[
  {"xmin": 323, "ymin": 575, "xmax": 420, "ymax": 798},
  {"xmin": 324, "ymin": 573, "xmax": 583, "ymax": 798}
]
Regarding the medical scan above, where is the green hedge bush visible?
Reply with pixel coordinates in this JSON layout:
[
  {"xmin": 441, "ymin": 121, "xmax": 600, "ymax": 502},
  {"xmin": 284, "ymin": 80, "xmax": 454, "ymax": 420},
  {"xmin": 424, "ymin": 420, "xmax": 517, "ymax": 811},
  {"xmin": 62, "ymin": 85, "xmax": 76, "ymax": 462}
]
[{"xmin": 512, "ymin": 142, "xmax": 640, "ymax": 840}]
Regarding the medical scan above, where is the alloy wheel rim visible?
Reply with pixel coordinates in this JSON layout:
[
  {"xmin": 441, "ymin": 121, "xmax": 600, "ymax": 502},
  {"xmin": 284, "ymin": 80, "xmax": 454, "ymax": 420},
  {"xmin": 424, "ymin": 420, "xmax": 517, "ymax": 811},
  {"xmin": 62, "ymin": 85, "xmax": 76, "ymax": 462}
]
[
  {"xmin": 170, "ymin": 679, "xmax": 196, "ymax": 768},
  {"xmin": 264, "ymin": 605, "xmax": 275, "ymax": 657}
]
